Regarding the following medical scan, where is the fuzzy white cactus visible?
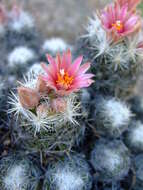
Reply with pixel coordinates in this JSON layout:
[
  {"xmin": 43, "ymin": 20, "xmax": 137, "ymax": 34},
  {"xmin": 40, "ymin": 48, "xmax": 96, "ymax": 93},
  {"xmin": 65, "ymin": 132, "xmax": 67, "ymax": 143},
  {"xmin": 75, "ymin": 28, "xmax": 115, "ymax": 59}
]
[
  {"xmin": 4, "ymin": 164, "xmax": 28, "ymax": 190},
  {"xmin": 42, "ymin": 38, "xmax": 71, "ymax": 54},
  {"xmin": 8, "ymin": 46, "xmax": 35, "ymax": 68},
  {"xmin": 124, "ymin": 120, "xmax": 143, "ymax": 153},
  {"xmin": 28, "ymin": 63, "xmax": 44, "ymax": 76},
  {"xmin": 95, "ymin": 97, "xmax": 132, "ymax": 137},
  {"xmin": 82, "ymin": 14, "xmax": 111, "ymax": 57},
  {"xmin": 43, "ymin": 154, "xmax": 92, "ymax": 190},
  {"xmin": 0, "ymin": 154, "xmax": 42, "ymax": 190},
  {"xmin": 54, "ymin": 170, "xmax": 84, "ymax": 190},
  {"xmin": 90, "ymin": 139, "xmax": 131, "ymax": 182},
  {"xmin": 9, "ymin": 10, "xmax": 34, "ymax": 32}
]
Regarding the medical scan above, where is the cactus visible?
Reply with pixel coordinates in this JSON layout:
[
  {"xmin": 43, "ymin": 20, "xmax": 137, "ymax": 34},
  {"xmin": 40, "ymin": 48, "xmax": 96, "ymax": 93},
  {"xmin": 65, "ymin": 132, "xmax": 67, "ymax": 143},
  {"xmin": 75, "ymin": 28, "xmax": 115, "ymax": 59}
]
[
  {"xmin": 129, "ymin": 95, "xmax": 143, "ymax": 122},
  {"xmin": 5, "ymin": 5, "xmax": 40, "ymax": 51},
  {"xmin": 124, "ymin": 120, "xmax": 143, "ymax": 153},
  {"xmin": 75, "ymin": 3, "xmax": 143, "ymax": 98},
  {"xmin": 0, "ymin": 153, "xmax": 42, "ymax": 190},
  {"xmin": 93, "ymin": 96, "xmax": 132, "ymax": 138},
  {"xmin": 7, "ymin": 46, "xmax": 37, "ymax": 77},
  {"xmin": 9, "ymin": 50, "xmax": 93, "ymax": 154},
  {"xmin": 90, "ymin": 139, "xmax": 131, "ymax": 182},
  {"xmin": 0, "ymin": 0, "xmax": 143, "ymax": 189},
  {"xmin": 133, "ymin": 154, "xmax": 143, "ymax": 189},
  {"xmin": 41, "ymin": 38, "xmax": 71, "ymax": 57},
  {"xmin": 43, "ymin": 153, "xmax": 93, "ymax": 190}
]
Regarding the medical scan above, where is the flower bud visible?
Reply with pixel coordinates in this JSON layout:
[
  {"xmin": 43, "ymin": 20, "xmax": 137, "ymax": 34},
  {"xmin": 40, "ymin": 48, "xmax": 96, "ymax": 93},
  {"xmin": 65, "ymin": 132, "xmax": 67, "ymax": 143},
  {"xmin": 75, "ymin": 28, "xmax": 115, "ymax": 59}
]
[
  {"xmin": 18, "ymin": 86, "xmax": 40, "ymax": 109},
  {"xmin": 36, "ymin": 76, "xmax": 50, "ymax": 94},
  {"xmin": 50, "ymin": 98, "xmax": 67, "ymax": 113}
]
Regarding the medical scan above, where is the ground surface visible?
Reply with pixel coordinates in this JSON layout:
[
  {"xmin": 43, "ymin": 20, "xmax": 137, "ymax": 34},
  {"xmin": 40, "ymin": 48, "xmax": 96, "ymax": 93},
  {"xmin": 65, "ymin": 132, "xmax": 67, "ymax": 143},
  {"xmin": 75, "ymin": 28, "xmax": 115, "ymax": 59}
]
[{"xmin": 4, "ymin": 0, "xmax": 111, "ymax": 42}]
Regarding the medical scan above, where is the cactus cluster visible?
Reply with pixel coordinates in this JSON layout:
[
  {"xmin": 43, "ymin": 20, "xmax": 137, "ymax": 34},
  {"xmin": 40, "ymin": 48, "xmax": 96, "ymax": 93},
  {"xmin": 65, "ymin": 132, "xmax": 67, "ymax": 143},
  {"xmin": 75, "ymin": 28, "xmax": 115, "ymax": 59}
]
[{"xmin": 0, "ymin": 0, "xmax": 143, "ymax": 190}]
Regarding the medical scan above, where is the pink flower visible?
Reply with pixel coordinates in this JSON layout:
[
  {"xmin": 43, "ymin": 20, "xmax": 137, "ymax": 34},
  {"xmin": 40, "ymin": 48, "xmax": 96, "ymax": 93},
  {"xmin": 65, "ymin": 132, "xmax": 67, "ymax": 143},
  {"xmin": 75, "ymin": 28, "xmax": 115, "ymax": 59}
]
[
  {"xmin": 100, "ymin": 3, "xmax": 141, "ymax": 40},
  {"xmin": 117, "ymin": 0, "xmax": 141, "ymax": 11},
  {"xmin": 0, "ymin": 4, "xmax": 7, "ymax": 24},
  {"xmin": 41, "ymin": 50, "xmax": 94, "ymax": 95}
]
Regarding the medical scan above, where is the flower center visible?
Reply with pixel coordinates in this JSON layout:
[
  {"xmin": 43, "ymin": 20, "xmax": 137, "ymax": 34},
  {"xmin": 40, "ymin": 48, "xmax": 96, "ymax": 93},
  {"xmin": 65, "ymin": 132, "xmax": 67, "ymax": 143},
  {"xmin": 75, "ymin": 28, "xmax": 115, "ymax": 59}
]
[
  {"xmin": 56, "ymin": 69, "xmax": 73, "ymax": 89},
  {"xmin": 112, "ymin": 20, "xmax": 123, "ymax": 32}
]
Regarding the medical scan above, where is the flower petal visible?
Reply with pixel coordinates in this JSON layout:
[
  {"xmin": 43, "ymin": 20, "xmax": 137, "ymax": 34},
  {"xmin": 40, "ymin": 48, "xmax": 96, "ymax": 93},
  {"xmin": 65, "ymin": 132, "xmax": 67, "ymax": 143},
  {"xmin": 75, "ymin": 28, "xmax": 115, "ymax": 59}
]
[{"xmin": 68, "ymin": 56, "xmax": 83, "ymax": 76}]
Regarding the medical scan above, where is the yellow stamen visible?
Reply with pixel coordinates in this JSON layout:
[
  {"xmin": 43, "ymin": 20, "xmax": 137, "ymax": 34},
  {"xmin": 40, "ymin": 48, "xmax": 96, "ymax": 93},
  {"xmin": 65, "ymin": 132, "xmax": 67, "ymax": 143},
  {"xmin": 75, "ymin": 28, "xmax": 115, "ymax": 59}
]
[
  {"xmin": 112, "ymin": 20, "xmax": 123, "ymax": 32},
  {"xmin": 56, "ymin": 70, "xmax": 73, "ymax": 89}
]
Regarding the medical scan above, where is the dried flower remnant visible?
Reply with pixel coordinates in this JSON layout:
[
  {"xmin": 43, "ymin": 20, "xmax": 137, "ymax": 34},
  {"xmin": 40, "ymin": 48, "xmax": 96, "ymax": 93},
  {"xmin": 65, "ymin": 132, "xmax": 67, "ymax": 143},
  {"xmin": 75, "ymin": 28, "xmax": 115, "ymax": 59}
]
[
  {"xmin": 36, "ymin": 76, "xmax": 50, "ymax": 94},
  {"xmin": 41, "ymin": 50, "xmax": 94, "ymax": 95},
  {"xmin": 18, "ymin": 86, "xmax": 40, "ymax": 109}
]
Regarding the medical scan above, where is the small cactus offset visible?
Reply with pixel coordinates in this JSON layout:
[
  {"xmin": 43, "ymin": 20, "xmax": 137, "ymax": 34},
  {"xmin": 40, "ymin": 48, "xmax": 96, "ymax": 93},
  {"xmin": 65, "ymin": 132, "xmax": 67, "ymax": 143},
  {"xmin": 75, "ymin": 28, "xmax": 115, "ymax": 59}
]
[
  {"xmin": 43, "ymin": 153, "xmax": 93, "ymax": 190},
  {"xmin": 0, "ymin": 153, "xmax": 42, "ymax": 190},
  {"xmin": 7, "ymin": 46, "xmax": 37, "ymax": 77},
  {"xmin": 90, "ymin": 139, "xmax": 131, "ymax": 183},
  {"xmin": 93, "ymin": 95, "xmax": 132, "ymax": 138},
  {"xmin": 133, "ymin": 154, "xmax": 143, "ymax": 190},
  {"xmin": 5, "ymin": 4, "xmax": 41, "ymax": 51},
  {"xmin": 41, "ymin": 38, "xmax": 71, "ymax": 57},
  {"xmin": 9, "ymin": 50, "xmax": 93, "ymax": 154}
]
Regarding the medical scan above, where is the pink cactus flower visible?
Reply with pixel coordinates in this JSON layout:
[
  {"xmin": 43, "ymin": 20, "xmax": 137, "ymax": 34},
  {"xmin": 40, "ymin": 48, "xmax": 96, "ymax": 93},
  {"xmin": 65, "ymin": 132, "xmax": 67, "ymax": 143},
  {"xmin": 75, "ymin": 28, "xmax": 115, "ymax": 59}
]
[
  {"xmin": 0, "ymin": 4, "xmax": 7, "ymax": 24},
  {"xmin": 41, "ymin": 50, "xmax": 94, "ymax": 95},
  {"xmin": 100, "ymin": 3, "xmax": 141, "ymax": 40},
  {"xmin": 117, "ymin": 0, "xmax": 141, "ymax": 11}
]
